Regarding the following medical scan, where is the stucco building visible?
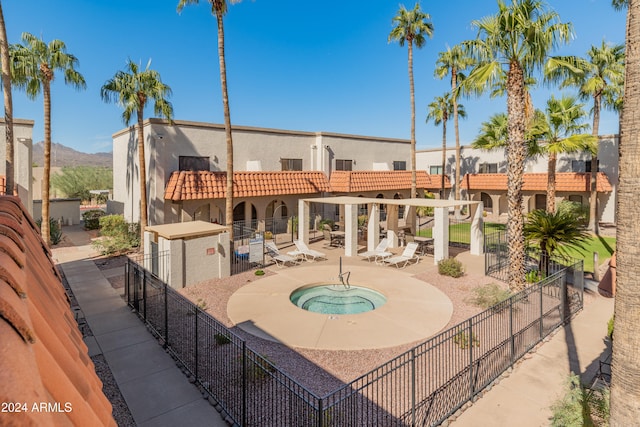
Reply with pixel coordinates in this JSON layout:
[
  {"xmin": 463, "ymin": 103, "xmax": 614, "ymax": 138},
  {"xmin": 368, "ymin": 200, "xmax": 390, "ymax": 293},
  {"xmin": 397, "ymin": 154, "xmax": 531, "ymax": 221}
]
[{"xmin": 0, "ymin": 118, "xmax": 34, "ymax": 214}]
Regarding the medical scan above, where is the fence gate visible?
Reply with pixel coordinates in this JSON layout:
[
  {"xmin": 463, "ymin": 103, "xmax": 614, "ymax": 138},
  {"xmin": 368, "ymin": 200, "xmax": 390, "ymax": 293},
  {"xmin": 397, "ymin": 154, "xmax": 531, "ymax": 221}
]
[{"xmin": 231, "ymin": 220, "xmax": 264, "ymax": 275}]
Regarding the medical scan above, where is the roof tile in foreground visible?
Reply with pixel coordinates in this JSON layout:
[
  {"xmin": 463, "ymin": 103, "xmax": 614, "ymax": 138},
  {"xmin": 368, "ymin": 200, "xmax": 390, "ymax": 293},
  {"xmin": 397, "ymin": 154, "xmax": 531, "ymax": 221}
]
[
  {"xmin": 329, "ymin": 170, "xmax": 450, "ymax": 193},
  {"xmin": 165, "ymin": 170, "xmax": 332, "ymax": 201},
  {"xmin": 461, "ymin": 172, "xmax": 613, "ymax": 192},
  {"xmin": 0, "ymin": 196, "xmax": 115, "ymax": 427}
]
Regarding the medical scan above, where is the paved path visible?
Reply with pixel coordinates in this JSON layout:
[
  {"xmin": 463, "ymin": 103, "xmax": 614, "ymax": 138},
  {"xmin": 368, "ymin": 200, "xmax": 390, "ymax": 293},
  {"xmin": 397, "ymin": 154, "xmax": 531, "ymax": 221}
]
[
  {"xmin": 453, "ymin": 293, "xmax": 614, "ymax": 426},
  {"xmin": 52, "ymin": 226, "xmax": 227, "ymax": 427}
]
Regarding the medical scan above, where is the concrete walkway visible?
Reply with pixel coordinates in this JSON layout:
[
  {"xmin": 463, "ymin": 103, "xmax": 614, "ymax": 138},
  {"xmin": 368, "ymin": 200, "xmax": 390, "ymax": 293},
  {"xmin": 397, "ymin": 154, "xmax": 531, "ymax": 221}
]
[
  {"xmin": 52, "ymin": 226, "xmax": 227, "ymax": 427},
  {"xmin": 452, "ymin": 293, "xmax": 614, "ymax": 426}
]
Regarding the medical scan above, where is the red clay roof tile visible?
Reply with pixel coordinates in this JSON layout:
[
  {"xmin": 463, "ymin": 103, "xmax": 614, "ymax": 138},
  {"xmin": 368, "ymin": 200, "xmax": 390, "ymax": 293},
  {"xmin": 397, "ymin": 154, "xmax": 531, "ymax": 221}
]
[
  {"xmin": 329, "ymin": 171, "xmax": 450, "ymax": 193},
  {"xmin": 165, "ymin": 171, "xmax": 332, "ymax": 201},
  {"xmin": 461, "ymin": 172, "xmax": 613, "ymax": 192},
  {"xmin": 0, "ymin": 196, "xmax": 115, "ymax": 426}
]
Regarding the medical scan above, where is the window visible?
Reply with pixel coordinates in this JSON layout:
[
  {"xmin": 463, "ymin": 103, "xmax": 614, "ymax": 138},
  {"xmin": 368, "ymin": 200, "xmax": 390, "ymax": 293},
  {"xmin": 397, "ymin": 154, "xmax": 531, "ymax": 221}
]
[
  {"xmin": 335, "ymin": 159, "xmax": 353, "ymax": 171},
  {"xmin": 179, "ymin": 156, "xmax": 210, "ymax": 171},
  {"xmin": 569, "ymin": 195, "xmax": 583, "ymax": 204},
  {"xmin": 280, "ymin": 158, "xmax": 302, "ymax": 171},
  {"xmin": 429, "ymin": 165, "xmax": 443, "ymax": 175},
  {"xmin": 393, "ymin": 161, "xmax": 406, "ymax": 171},
  {"xmin": 571, "ymin": 160, "xmax": 598, "ymax": 173},
  {"xmin": 478, "ymin": 163, "xmax": 498, "ymax": 174}
]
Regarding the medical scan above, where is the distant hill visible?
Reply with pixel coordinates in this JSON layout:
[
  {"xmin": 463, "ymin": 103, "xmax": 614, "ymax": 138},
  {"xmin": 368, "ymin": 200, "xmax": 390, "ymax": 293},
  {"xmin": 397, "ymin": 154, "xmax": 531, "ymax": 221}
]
[{"xmin": 32, "ymin": 142, "xmax": 112, "ymax": 168}]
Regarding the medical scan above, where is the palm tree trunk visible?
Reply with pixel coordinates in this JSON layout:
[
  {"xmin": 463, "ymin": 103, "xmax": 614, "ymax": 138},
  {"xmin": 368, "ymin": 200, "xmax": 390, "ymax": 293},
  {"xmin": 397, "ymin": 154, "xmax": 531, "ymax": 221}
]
[
  {"xmin": 408, "ymin": 42, "xmax": 417, "ymax": 199},
  {"xmin": 216, "ymin": 7, "xmax": 234, "ymax": 241},
  {"xmin": 506, "ymin": 60, "xmax": 527, "ymax": 291},
  {"xmin": 441, "ymin": 119, "xmax": 447, "ymax": 198},
  {"xmin": 137, "ymin": 110, "xmax": 147, "ymax": 248},
  {"xmin": 41, "ymin": 80, "xmax": 51, "ymax": 246},
  {"xmin": 452, "ymin": 67, "xmax": 462, "ymax": 217},
  {"xmin": 588, "ymin": 94, "xmax": 601, "ymax": 233},
  {"xmin": 546, "ymin": 152, "xmax": 557, "ymax": 213},
  {"xmin": 0, "ymin": 3, "xmax": 14, "ymax": 195},
  {"xmin": 610, "ymin": 1, "xmax": 640, "ymax": 423}
]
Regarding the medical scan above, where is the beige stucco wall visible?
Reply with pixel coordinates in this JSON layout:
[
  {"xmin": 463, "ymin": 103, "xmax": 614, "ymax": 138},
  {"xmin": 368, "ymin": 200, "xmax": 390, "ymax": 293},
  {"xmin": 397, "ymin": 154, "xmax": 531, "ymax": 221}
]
[
  {"xmin": 32, "ymin": 198, "xmax": 81, "ymax": 225},
  {"xmin": 0, "ymin": 118, "xmax": 34, "ymax": 214}
]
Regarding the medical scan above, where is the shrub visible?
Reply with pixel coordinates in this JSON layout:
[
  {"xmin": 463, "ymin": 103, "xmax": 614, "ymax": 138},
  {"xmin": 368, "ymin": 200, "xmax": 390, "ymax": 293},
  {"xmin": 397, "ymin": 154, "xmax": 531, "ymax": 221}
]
[
  {"xmin": 607, "ymin": 316, "xmax": 614, "ymax": 341},
  {"xmin": 82, "ymin": 209, "xmax": 106, "ymax": 230},
  {"xmin": 91, "ymin": 215, "xmax": 139, "ymax": 255},
  {"xmin": 214, "ymin": 333, "xmax": 231, "ymax": 345},
  {"xmin": 36, "ymin": 217, "xmax": 63, "ymax": 245},
  {"xmin": 317, "ymin": 218, "xmax": 335, "ymax": 231},
  {"xmin": 526, "ymin": 269, "xmax": 544, "ymax": 283},
  {"xmin": 263, "ymin": 231, "xmax": 273, "ymax": 240},
  {"xmin": 557, "ymin": 200, "xmax": 589, "ymax": 226},
  {"xmin": 466, "ymin": 283, "xmax": 512, "ymax": 310},
  {"xmin": 454, "ymin": 330, "xmax": 479, "ymax": 349},
  {"xmin": 550, "ymin": 374, "xmax": 609, "ymax": 427},
  {"xmin": 254, "ymin": 269, "xmax": 265, "ymax": 276},
  {"xmin": 357, "ymin": 215, "xmax": 368, "ymax": 228},
  {"xmin": 438, "ymin": 257, "xmax": 465, "ymax": 278}
]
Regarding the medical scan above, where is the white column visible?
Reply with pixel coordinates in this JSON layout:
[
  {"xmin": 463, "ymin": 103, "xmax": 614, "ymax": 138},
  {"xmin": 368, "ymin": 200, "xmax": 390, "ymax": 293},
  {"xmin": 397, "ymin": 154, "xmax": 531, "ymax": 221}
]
[
  {"xmin": 344, "ymin": 203, "xmax": 358, "ymax": 256},
  {"xmin": 298, "ymin": 199, "xmax": 309, "ymax": 244},
  {"xmin": 367, "ymin": 203, "xmax": 380, "ymax": 251},
  {"xmin": 434, "ymin": 207, "xmax": 449, "ymax": 264},
  {"xmin": 470, "ymin": 202, "xmax": 484, "ymax": 256}
]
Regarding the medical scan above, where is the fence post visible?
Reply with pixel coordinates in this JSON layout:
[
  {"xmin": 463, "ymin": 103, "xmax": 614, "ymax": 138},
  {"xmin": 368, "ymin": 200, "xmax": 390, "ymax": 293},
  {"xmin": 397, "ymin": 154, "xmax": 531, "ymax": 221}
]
[
  {"xmin": 318, "ymin": 398, "xmax": 324, "ymax": 427},
  {"xmin": 509, "ymin": 297, "xmax": 515, "ymax": 366},
  {"xmin": 133, "ymin": 265, "xmax": 139, "ymax": 312},
  {"xmin": 560, "ymin": 271, "xmax": 567, "ymax": 324},
  {"xmin": 142, "ymin": 268, "xmax": 147, "ymax": 320},
  {"xmin": 124, "ymin": 261, "xmax": 129, "ymax": 305},
  {"xmin": 411, "ymin": 347, "xmax": 416, "ymax": 426},
  {"xmin": 194, "ymin": 307, "xmax": 199, "ymax": 381},
  {"xmin": 164, "ymin": 283, "xmax": 169, "ymax": 348},
  {"xmin": 242, "ymin": 341, "xmax": 247, "ymax": 427},
  {"xmin": 539, "ymin": 282, "xmax": 544, "ymax": 339},
  {"xmin": 468, "ymin": 318, "xmax": 474, "ymax": 397}
]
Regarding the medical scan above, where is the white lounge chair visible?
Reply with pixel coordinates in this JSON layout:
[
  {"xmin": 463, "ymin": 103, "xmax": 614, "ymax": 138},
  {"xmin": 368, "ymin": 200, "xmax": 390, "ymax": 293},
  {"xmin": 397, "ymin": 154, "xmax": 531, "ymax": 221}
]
[
  {"xmin": 265, "ymin": 242, "xmax": 300, "ymax": 267},
  {"xmin": 384, "ymin": 242, "xmax": 420, "ymax": 269},
  {"xmin": 288, "ymin": 240, "xmax": 327, "ymax": 262},
  {"xmin": 358, "ymin": 238, "xmax": 392, "ymax": 264}
]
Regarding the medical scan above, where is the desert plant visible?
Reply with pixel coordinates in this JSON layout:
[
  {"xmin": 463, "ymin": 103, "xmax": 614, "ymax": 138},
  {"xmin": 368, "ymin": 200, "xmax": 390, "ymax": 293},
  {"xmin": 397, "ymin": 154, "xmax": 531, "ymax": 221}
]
[
  {"xmin": 357, "ymin": 215, "xmax": 368, "ymax": 228},
  {"xmin": 82, "ymin": 209, "xmax": 106, "ymax": 230},
  {"xmin": 214, "ymin": 333, "xmax": 231, "ymax": 345},
  {"xmin": 526, "ymin": 269, "xmax": 544, "ymax": 283},
  {"xmin": 36, "ymin": 217, "xmax": 63, "ymax": 245},
  {"xmin": 467, "ymin": 283, "xmax": 512, "ymax": 310},
  {"xmin": 318, "ymin": 218, "xmax": 335, "ymax": 231},
  {"xmin": 607, "ymin": 315, "xmax": 614, "ymax": 341},
  {"xmin": 550, "ymin": 373, "xmax": 609, "ymax": 426},
  {"xmin": 438, "ymin": 257, "xmax": 465, "ymax": 278},
  {"xmin": 99, "ymin": 214, "xmax": 130, "ymax": 237},
  {"xmin": 557, "ymin": 200, "xmax": 589, "ymax": 226},
  {"xmin": 454, "ymin": 330, "xmax": 479, "ymax": 349},
  {"xmin": 91, "ymin": 215, "xmax": 140, "ymax": 255},
  {"xmin": 254, "ymin": 269, "xmax": 265, "ymax": 276}
]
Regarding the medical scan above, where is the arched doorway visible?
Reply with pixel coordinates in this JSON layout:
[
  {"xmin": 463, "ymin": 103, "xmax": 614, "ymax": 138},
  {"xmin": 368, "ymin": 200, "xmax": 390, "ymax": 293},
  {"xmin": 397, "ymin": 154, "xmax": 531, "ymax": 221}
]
[
  {"xmin": 266, "ymin": 200, "xmax": 288, "ymax": 234},
  {"xmin": 480, "ymin": 192, "xmax": 493, "ymax": 213}
]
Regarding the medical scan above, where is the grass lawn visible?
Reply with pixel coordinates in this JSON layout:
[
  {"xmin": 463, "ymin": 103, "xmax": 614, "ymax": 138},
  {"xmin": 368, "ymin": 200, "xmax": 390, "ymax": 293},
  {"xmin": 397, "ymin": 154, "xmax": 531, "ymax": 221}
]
[{"xmin": 416, "ymin": 221, "xmax": 615, "ymax": 273}]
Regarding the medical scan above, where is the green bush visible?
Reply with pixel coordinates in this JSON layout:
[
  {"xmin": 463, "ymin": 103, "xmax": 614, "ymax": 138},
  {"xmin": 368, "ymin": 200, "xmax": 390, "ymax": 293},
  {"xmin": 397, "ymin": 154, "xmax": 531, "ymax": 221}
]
[
  {"xmin": 607, "ymin": 316, "xmax": 614, "ymax": 341},
  {"xmin": 466, "ymin": 283, "xmax": 512, "ymax": 310},
  {"xmin": 557, "ymin": 200, "xmax": 589, "ymax": 226},
  {"xmin": 550, "ymin": 374, "xmax": 609, "ymax": 427},
  {"xmin": 526, "ymin": 269, "xmax": 544, "ymax": 283},
  {"xmin": 454, "ymin": 330, "xmax": 480, "ymax": 349},
  {"xmin": 82, "ymin": 209, "xmax": 106, "ymax": 230},
  {"xmin": 36, "ymin": 217, "xmax": 63, "ymax": 245},
  {"xmin": 438, "ymin": 257, "xmax": 465, "ymax": 278},
  {"xmin": 317, "ymin": 218, "xmax": 335, "ymax": 231},
  {"xmin": 91, "ymin": 215, "xmax": 139, "ymax": 255}
]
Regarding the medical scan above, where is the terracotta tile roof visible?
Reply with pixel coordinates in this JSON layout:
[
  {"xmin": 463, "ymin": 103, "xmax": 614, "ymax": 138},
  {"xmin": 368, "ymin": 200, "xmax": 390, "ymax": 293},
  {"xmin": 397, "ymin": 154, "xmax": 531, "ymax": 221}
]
[
  {"xmin": 165, "ymin": 170, "xmax": 332, "ymax": 201},
  {"xmin": 329, "ymin": 170, "xmax": 450, "ymax": 193},
  {"xmin": 461, "ymin": 172, "xmax": 613, "ymax": 192},
  {"xmin": 0, "ymin": 175, "xmax": 17, "ymax": 196},
  {"xmin": 0, "ymin": 196, "xmax": 115, "ymax": 426}
]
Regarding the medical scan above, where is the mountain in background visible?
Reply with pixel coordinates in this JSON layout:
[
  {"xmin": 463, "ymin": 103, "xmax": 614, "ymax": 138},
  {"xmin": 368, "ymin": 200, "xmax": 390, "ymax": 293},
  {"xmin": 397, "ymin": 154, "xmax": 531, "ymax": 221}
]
[{"xmin": 32, "ymin": 142, "xmax": 112, "ymax": 168}]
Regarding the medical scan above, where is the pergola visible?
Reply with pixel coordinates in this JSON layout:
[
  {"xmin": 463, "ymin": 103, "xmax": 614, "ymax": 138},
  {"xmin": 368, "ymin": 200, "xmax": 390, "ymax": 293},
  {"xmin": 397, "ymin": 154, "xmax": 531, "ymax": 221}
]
[{"xmin": 298, "ymin": 196, "xmax": 484, "ymax": 264}]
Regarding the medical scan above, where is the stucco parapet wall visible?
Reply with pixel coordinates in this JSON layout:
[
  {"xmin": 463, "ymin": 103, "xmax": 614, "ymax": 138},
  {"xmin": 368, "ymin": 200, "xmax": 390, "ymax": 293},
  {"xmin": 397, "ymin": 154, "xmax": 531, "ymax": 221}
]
[
  {"xmin": 146, "ymin": 220, "xmax": 228, "ymax": 240},
  {"xmin": 112, "ymin": 118, "xmax": 410, "ymax": 144},
  {"xmin": 302, "ymin": 196, "xmax": 480, "ymax": 208},
  {"xmin": 0, "ymin": 118, "xmax": 35, "ymax": 126}
]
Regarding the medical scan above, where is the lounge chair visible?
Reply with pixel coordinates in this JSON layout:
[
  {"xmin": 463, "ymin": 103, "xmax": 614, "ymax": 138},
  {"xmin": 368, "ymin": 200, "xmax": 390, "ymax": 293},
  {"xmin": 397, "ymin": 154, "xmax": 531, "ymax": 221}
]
[
  {"xmin": 358, "ymin": 238, "xmax": 392, "ymax": 264},
  {"xmin": 383, "ymin": 242, "xmax": 420, "ymax": 269},
  {"xmin": 289, "ymin": 240, "xmax": 327, "ymax": 262},
  {"xmin": 265, "ymin": 242, "xmax": 300, "ymax": 267}
]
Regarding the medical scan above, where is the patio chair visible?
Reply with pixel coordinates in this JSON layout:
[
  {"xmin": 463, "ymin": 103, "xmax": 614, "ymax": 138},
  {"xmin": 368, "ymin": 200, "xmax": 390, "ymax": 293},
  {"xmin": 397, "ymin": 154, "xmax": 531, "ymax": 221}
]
[
  {"xmin": 358, "ymin": 238, "xmax": 392, "ymax": 264},
  {"xmin": 383, "ymin": 242, "xmax": 420, "ymax": 269},
  {"xmin": 289, "ymin": 240, "xmax": 327, "ymax": 262},
  {"xmin": 265, "ymin": 242, "xmax": 300, "ymax": 267}
]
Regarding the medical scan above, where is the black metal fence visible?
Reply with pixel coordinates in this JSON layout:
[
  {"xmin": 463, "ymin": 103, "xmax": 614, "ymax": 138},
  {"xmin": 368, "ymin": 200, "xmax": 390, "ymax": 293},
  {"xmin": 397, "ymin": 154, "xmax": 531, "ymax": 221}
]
[{"xmin": 125, "ymin": 252, "xmax": 582, "ymax": 426}]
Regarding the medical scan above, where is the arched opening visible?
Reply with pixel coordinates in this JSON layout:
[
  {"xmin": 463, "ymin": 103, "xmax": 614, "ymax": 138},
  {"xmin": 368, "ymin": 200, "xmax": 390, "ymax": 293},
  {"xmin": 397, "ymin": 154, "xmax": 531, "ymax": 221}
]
[
  {"xmin": 266, "ymin": 200, "xmax": 288, "ymax": 234},
  {"xmin": 480, "ymin": 192, "xmax": 493, "ymax": 213},
  {"xmin": 376, "ymin": 194, "xmax": 386, "ymax": 221},
  {"xmin": 233, "ymin": 201, "xmax": 257, "ymax": 223},
  {"xmin": 394, "ymin": 193, "xmax": 405, "ymax": 219}
]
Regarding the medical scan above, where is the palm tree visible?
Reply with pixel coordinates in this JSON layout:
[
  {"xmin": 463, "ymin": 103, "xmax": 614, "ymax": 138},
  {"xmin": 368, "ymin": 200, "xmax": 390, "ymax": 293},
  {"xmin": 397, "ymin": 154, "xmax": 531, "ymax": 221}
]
[
  {"xmin": 523, "ymin": 209, "xmax": 590, "ymax": 276},
  {"xmin": 473, "ymin": 111, "xmax": 544, "ymax": 158},
  {"xmin": 426, "ymin": 92, "xmax": 466, "ymax": 197},
  {"xmin": 389, "ymin": 3, "xmax": 434, "ymax": 199},
  {"xmin": 100, "ymin": 59, "xmax": 173, "ymax": 246},
  {"xmin": 547, "ymin": 41, "xmax": 625, "ymax": 233},
  {"xmin": 531, "ymin": 95, "xmax": 597, "ymax": 213},
  {"xmin": 435, "ymin": 44, "xmax": 474, "ymax": 210},
  {"xmin": 609, "ymin": 0, "xmax": 640, "ymax": 424},
  {"xmin": 0, "ymin": 2, "xmax": 14, "ymax": 195},
  {"xmin": 463, "ymin": 0, "xmax": 573, "ymax": 291},
  {"xmin": 178, "ymin": 0, "xmax": 240, "ymax": 240},
  {"xmin": 11, "ymin": 33, "xmax": 85, "ymax": 245}
]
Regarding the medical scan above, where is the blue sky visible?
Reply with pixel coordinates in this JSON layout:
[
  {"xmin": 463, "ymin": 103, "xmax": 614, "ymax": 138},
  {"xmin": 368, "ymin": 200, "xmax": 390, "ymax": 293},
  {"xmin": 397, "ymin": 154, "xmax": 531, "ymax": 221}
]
[{"xmin": 3, "ymin": 0, "xmax": 626, "ymax": 154}]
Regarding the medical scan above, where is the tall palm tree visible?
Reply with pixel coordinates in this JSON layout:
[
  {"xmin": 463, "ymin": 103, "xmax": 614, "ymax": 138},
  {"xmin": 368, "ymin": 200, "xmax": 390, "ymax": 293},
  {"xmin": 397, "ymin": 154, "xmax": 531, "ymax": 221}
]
[
  {"xmin": 531, "ymin": 95, "xmax": 597, "ymax": 213},
  {"xmin": 463, "ymin": 0, "xmax": 573, "ymax": 291},
  {"xmin": 0, "ymin": 2, "xmax": 14, "ymax": 195},
  {"xmin": 472, "ymin": 110, "xmax": 544, "ymax": 158},
  {"xmin": 11, "ymin": 33, "xmax": 85, "ymax": 245},
  {"xmin": 547, "ymin": 41, "xmax": 625, "ymax": 233},
  {"xmin": 426, "ymin": 92, "xmax": 466, "ymax": 197},
  {"xmin": 178, "ymin": 0, "xmax": 240, "ymax": 240},
  {"xmin": 100, "ymin": 59, "xmax": 173, "ymax": 246},
  {"xmin": 523, "ymin": 209, "xmax": 590, "ymax": 275},
  {"xmin": 610, "ymin": 0, "xmax": 640, "ymax": 424},
  {"xmin": 389, "ymin": 3, "xmax": 434, "ymax": 199},
  {"xmin": 435, "ymin": 44, "xmax": 474, "ymax": 209}
]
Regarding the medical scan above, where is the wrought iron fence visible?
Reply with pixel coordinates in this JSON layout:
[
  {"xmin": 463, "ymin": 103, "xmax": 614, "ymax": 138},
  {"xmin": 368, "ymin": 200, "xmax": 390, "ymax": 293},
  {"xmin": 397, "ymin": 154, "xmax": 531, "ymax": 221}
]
[{"xmin": 125, "ymin": 252, "xmax": 582, "ymax": 426}]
